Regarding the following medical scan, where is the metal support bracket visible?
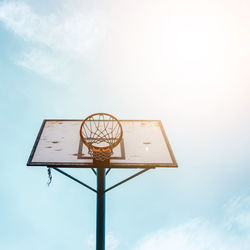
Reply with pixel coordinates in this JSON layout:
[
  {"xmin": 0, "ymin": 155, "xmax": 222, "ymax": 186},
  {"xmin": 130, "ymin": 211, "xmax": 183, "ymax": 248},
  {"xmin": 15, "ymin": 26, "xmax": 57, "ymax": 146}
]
[
  {"xmin": 106, "ymin": 168, "xmax": 111, "ymax": 176},
  {"xmin": 49, "ymin": 167, "xmax": 152, "ymax": 194},
  {"xmin": 52, "ymin": 167, "xmax": 97, "ymax": 193},
  {"xmin": 91, "ymin": 168, "xmax": 97, "ymax": 175},
  {"xmin": 104, "ymin": 168, "xmax": 151, "ymax": 193}
]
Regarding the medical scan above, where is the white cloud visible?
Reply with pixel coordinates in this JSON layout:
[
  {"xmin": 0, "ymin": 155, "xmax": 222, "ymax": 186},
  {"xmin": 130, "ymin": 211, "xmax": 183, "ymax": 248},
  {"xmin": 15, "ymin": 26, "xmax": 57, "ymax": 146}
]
[
  {"xmin": 83, "ymin": 196, "xmax": 250, "ymax": 250},
  {"xmin": 18, "ymin": 48, "xmax": 71, "ymax": 82},
  {"xmin": 133, "ymin": 220, "xmax": 226, "ymax": 250},
  {"xmin": 0, "ymin": 1, "xmax": 105, "ymax": 54},
  {"xmin": 224, "ymin": 196, "xmax": 250, "ymax": 232},
  {"xmin": 0, "ymin": 1, "xmax": 106, "ymax": 82},
  {"xmin": 133, "ymin": 196, "xmax": 250, "ymax": 250},
  {"xmin": 87, "ymin": 232, "xmax": 119, "ymax": 250}
]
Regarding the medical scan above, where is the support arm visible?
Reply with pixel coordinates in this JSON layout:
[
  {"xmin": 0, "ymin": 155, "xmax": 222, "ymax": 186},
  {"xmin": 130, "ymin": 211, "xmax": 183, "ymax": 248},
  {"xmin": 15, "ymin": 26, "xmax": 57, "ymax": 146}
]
[
  {"xmin": 52, "ymin": 167, "xmax": 97, "ymax": 193},
  {"xmin": 104, "ymin": 168, "xmax": 151, "ymax": 193}
]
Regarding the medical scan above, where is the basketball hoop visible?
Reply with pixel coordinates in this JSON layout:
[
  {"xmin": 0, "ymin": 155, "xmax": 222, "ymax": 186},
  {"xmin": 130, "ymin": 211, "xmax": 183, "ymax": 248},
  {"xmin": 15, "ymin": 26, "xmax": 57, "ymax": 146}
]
[{"xmin": 80, "ymin": 113, "xmax": 123, "ymax": 161}]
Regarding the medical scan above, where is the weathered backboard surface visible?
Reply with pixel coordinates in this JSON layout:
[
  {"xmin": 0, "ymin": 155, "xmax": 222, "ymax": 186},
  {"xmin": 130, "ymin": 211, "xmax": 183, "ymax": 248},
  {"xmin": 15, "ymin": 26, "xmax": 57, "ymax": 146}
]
[{"xmin": 27, "ymin": 120, "xmax": 177, "ymax": 168}]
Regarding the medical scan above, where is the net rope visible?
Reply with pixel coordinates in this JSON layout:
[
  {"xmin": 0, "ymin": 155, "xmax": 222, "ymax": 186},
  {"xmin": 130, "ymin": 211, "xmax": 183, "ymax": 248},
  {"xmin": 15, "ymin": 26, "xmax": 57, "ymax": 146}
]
[{"xmin": 81, "ymin": 114, "xmax": 122, "ymax": 161}]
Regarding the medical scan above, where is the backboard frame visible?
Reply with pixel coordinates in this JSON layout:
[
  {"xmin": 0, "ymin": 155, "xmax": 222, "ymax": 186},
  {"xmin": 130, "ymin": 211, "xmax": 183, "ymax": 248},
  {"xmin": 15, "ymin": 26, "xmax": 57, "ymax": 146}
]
[{"xmin": 27, "ymin": 119, "xmax": 178, "ymax": 168}]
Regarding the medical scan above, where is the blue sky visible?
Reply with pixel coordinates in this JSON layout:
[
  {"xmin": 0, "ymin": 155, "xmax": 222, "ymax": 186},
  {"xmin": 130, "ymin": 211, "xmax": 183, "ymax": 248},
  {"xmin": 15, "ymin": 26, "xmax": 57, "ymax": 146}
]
[{"xmin": 0, "ymin": 0, "xmax": 250, "ymax": 249}]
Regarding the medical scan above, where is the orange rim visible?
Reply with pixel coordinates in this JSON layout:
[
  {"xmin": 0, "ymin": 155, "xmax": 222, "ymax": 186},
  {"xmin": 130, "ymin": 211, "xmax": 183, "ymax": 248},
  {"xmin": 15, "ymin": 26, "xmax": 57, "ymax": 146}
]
[{"xmin": 80, "ymin": 113, "xmax": 123, "ymax": 151}]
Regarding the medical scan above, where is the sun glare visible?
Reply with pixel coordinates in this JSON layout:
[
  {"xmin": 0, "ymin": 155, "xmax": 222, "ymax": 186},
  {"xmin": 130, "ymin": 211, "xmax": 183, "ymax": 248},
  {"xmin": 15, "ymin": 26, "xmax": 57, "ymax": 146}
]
[{"xmin": 97, "ymin": 1, "xmax": 250, "ymax": 134}]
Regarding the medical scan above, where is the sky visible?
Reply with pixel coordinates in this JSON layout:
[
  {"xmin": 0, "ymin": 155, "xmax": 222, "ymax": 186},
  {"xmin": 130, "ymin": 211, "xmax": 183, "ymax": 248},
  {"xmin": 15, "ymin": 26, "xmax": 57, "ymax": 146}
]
[{"xmin": 0, "ymin": 0, "xmax": 250, "ymax": 249}]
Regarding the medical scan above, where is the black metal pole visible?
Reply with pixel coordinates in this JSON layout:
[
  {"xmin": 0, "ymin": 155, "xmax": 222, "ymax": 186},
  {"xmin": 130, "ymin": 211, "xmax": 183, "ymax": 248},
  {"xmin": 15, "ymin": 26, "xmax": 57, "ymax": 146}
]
[{"xmin": 96, "ymin": 167, "xmax": 106, "ymax": 250}]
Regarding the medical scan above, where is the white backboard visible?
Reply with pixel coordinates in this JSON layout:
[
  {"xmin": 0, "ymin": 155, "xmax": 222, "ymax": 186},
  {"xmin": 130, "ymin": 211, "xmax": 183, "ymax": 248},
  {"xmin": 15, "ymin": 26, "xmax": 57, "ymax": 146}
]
[{"xmin": 27, "ymin": 120, "xmax": 177, "ymax": 168}]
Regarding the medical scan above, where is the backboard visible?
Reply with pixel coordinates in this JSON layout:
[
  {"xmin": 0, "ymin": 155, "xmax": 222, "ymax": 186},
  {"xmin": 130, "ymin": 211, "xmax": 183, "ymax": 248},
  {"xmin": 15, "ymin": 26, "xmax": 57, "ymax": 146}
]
[{"xmin": 27, "ymin": 120, "xmax": 178, "ymax": 168}]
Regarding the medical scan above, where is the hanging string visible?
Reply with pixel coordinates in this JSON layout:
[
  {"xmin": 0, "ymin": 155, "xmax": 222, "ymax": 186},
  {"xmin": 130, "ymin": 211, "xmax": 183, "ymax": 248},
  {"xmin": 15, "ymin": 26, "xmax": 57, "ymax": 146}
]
[{"xmin": 47, "ymin": 167, "xmax": 52, "ymax": 186}]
